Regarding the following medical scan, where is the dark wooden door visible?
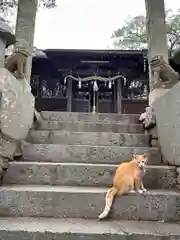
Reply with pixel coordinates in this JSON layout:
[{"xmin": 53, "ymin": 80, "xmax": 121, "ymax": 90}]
[
  {"xmin": 96, "ymin": 81, "xmax": 115, "ymax": 113},
  {"xmin": 72, "ymin": 81, "xmax": 91, "ymax": 112}
]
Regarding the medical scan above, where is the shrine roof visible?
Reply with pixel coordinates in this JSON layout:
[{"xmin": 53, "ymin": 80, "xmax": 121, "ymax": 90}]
[{"xmin": 33, "ymin": 48, "xmax": 147, "ymax": 59}]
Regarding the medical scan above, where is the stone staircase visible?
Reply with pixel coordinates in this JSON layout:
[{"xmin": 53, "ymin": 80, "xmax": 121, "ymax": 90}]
[{"xmin": 0, "ymin": 111, "xmax": 179, "ymax": 239}]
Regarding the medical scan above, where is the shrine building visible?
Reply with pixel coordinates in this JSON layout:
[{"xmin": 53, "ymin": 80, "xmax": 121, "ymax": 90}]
[{"xmin": 30, "ymin": 48, "xmax": 180, "ymax": 114}]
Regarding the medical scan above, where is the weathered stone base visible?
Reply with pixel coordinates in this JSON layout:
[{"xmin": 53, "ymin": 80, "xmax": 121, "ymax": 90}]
[
  {"xmin": 0, "ymin": 132, "xmax": 18, "ymax": 159},
  {"xmin": 0, "ymin": 68, "xmax": 34, "ymax": 180},
  {"xmin": 0, "ymin": 218, "xmax": 179, "ymax": 239},
  {"xmin": 153, "ymin": 82, "xmax": 180, "ymax": 165},
  {"xmin": 149, "ymin": 88, "xmax": 169, "ymax": 105},
  {"xmin": 0, "ymin": 132, "xmax": 17, "ymax": 177}
]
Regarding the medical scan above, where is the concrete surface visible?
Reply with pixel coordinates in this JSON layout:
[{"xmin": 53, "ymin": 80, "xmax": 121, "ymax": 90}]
[
  {"xmin": 3, "ymin": 162, "xmax": 176, "ymax": 189},
  {"xmin": 28, "ymin": 130, "xmax": 149, "ymax": 146},
  {"xmin": 35, "ymin": 121, "xmax": 143, "ymax": 133},
  {"xmin": 0, "ymin": 217, "xmax": 179, "ymax": 239},
  {"xmin": 40, "ymin": 111, "xmax": 140, "ymax": 124},
  {"xmin": 0, "ymin": 185, "xmax": 179, "ymax": 221},
  {"xmin": 22, "ymin": 144, "xmax": 161, "ymax": 165}
]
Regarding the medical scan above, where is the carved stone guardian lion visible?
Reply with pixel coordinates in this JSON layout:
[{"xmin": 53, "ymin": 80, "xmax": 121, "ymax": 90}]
[
  {"xmin": 150, "ymin": 55, "xmax": 179, "ymax": 89},
  {"xmin": 5, "ymin": 49, "xmax": 29, "ymax": 79}
]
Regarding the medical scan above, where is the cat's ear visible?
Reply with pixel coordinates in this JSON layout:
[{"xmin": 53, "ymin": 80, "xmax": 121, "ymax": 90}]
[
  {"xmin": 143, "ymin": 153, "xmax": 148, "ymax": 162},
  {"xmin": 133, "ymin": 154, "xmax": 137, "ymax": 159}
]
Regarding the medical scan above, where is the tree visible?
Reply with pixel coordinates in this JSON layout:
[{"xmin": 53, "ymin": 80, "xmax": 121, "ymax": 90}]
[
  {"xmin": 0, "ymin": 0, "xmax": 57, "ymax": 11},
  {"xmin": 0, "ymin": 0, "xmax": 57, "ymax": 32},
  {"xmin": 111, "ymin": 9, "xmax": 180, "ymax": 57}
]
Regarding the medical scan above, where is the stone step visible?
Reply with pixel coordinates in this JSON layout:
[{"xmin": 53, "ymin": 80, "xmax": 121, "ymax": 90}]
[
  {"xmin": 0, "ymin": 185, "xmax": 179, "ymax": 221},
  {"xmin": 35, "ymin": 121, "xmax": 143, "ymax": 133},
  {"xmin": 22, "ymin": 144, "xmax": 161, "ymax": 165},
  {"xmin": 0, "ymin": 217, "xmax": 179, "ymax": 239},
  {"xmin": 40, "ymin": 111, "xmax": 140, "ymax": 124},
  {"xmin": 28, "ymin": 130, "xmax": 149, "ymax": 147},
  {"xmin": 3, "ymin": 162, "xmax": 176, "ymax": 190}
]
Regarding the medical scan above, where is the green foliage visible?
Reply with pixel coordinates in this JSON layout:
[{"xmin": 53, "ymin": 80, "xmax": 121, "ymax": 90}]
[
  {"xmin": 0, "ymin": 0, "xmax": 57, "ymax": 12},
  {"xmin": 38, "ymin": 0, "xmax": 57, "ymax": 9},
  {"xmin": 111, "ymin": 9, "xmax": 180, "ymax": 55},
  {"xmin": 0, "ymin": 0, "xmax": 57, "ymax": 32}
]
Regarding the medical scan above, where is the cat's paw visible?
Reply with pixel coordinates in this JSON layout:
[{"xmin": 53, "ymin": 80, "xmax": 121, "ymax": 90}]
[
  {"xmin": 138, "ymin": 190, "xmax": 143, "ymax": 194},
  {"xmin": 129, "ymin": 190, "xmax": 136, "ymax": 193},
  {"xmin": 142, "ymin": 188, "xmax": 147, "ymax": 192}
]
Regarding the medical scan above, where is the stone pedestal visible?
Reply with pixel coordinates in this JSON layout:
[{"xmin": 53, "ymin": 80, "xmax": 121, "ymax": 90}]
[
  {"xmin": 149, "ymin": 88, "xmax": 169, "ymax": 105},
  {"xmin": 153, "ymin": 82, "xmax": 180, "ymax": 166},
  {"xmin": 0, "ymin": 17, "xmax": 35, "ymax": 180},
  {"xmin": 0, "ymin": 18, "xmax": 16, "ymax": 177}
]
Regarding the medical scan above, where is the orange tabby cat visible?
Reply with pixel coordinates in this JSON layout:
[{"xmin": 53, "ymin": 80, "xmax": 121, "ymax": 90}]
[{"xmin": 98, "ymin": 153, "xmax": 148, "ymax": 220}]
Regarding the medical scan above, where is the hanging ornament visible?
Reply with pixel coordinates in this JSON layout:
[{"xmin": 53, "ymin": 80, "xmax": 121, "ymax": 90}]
[
  {"xmin": 78, "ymin": 80, "xmax": 82, "ymax": 89},
  {"xmin": 108, "ymin": 80, "xmax": 112, "ymax": 89},
  {"xmin": 93, "ymin": 81, "xmax": 99, "ymax": 92},
  {"xmin": 104, "ymin": 80, "xmax": 107, "ymax": 86},
  {"xmin": 64, "ymin": 77, "xmax": 66, "ymax": 84},
  {"xmin": 144, "ymin": 58, "xmax": 146, "ymax": 72}
]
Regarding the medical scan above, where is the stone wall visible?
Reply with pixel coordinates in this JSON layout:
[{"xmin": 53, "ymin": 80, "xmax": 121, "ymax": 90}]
[
  {"xmin": 153, "ymin": 82, "xmax": 180, "ymax": 166},
  {"xmin": 0, "ymin": 68, "xmax": 34, "ymax": 177}
]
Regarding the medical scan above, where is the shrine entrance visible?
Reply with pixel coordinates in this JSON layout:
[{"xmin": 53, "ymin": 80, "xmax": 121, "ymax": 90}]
[{"xmin": 71, "ymin": 79, "xmax": 115, "ymax": 113}]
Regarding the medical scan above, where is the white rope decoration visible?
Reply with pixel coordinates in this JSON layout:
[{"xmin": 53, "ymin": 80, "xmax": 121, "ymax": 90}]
[
  {"xmin": 64, "ymin": 74, "xmax": 126, "ymax": 83},
  {"xmin": 63, "ymin": 74, "xmax": 127, "ymax": 113}
]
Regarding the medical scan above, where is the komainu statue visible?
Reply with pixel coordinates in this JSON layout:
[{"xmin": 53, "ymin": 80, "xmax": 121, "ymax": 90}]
[
  {"xmin": 5, "ymin": 39, "xmax": 30, "ymax": 80},
  {"xmin": 5, "ymin": 49, "xmax": 28, "ymax": 79},
  {"xmin": 150, "ymin": 55, "xmax": 179, "ymax": 89}
]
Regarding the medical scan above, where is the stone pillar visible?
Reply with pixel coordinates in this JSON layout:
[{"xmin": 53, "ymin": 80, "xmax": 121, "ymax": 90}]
[
  {"xmin": 15, "ymin": 0, "xmax": 38, "ymax": 83},
  {"xmin": 116, "ymin": 79, "xmax": 122, "ymax": 113},
  {"xmin": 67, "ymin": 79, "xmax": 72, "ymax": 112},
  {"xmin": 145, "ymin": 0, "xmax": 169, "ymax": 104}
]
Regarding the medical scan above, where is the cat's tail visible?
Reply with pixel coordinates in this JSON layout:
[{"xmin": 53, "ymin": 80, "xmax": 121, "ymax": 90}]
[{"xmin": 98, "ymin": 186, "xmax": 118, "ymax": 220}]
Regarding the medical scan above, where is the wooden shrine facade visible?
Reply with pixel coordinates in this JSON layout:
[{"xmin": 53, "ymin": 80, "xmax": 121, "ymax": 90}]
[{"xmin": 31, "ymin": 49, "xmax": 149, "ymax": 114}]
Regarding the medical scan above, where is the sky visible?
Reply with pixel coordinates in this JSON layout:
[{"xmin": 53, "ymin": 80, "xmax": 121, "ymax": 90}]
[{"xmin": 7, "ymin": 0, "xmax": 180, "ymax": 50}]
